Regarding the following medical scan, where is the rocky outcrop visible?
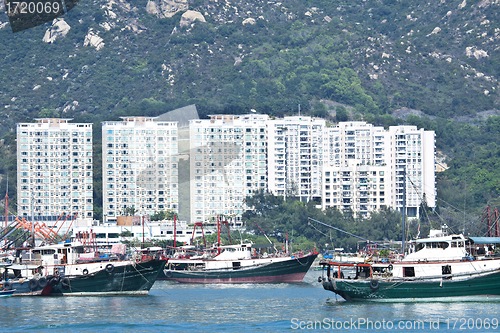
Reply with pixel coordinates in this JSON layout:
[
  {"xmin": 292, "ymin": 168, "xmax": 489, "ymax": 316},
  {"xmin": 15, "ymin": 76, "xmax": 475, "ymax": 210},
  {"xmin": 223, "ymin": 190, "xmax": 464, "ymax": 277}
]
[
  {"xmin": 146, "ymin": 0, "xmax": 188, "ymax": 18},
  {"xmin": 180, "ymin": 10, "xmax": 206, "ymax": 27},
  {"xmin": 42, "ymin": 19, "xmax": 71, "ymax": 44},
  {"xmin": 84, "ymin": 29, "xmax": 105, "ymax": 50},
  {"xmin": 465, "ymin": 46, "xmax": 488, "ymax": 59},
  {"xmin": 242, "ymin": 18, "xmax": 256, "ymax": 25}
]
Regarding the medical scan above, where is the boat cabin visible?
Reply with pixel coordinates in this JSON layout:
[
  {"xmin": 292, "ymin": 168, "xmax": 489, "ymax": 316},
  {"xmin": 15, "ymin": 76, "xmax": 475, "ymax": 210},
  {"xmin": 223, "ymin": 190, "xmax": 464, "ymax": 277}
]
[
  {"xmin": 0, "ymin": 263, "xmax": 42, "ymax": 281},
  {"xmin": 403, "ymin": 234, "xmax": 468, "ymax": 262},
  {"xmin": 214, "ymin": 244, "xmax": 252, "ymax": 261}
]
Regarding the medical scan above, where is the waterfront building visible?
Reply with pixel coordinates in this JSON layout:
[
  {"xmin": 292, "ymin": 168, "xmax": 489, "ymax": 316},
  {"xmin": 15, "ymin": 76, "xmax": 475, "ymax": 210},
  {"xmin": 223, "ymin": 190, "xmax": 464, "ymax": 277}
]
[
  {"xmin": 16, "ymin": 118, "xmax": 93, "ymax": 223},
  {"xmin": 102, "ymin": 117, "xmax": 178, "ymax": 222},
  {"xmin": 321, "ymin": 122, "xmax": 435, "ymax": 218},
  {"xmin": 389, "ymin": 125, "xmax": 436, "ymax": 218},
  {"xmin": 267, "ymin": 116, "xmax": 326, "ymax": 202},
  {"xmin": 189, "ymin": 114, "xmax": 268, "ymax": 224}
]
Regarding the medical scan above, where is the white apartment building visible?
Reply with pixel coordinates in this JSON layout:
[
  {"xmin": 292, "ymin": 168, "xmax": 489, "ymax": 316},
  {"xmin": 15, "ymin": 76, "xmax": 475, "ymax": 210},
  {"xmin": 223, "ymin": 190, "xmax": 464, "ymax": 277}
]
[
  {"xmin": 102, "ymin": 117, "xmax": 178, "ymax": 222},
  {"xmin": 189, "ymin": 114, "xmax": 268, "ymax": 223},
  {"xmin": 389, "ymin": 125, "xmax": 436, "ymax": 217},
  {"xmin": 322, "ymin": 122, "xmax": 435, "ymax": 218},
  {"xmin": 16, "ymin": 118, "xmax": 93, "ymax": 222},
  {"xmin": 267, "ymin": 116, "xmax": 326, "ymax": 202}
]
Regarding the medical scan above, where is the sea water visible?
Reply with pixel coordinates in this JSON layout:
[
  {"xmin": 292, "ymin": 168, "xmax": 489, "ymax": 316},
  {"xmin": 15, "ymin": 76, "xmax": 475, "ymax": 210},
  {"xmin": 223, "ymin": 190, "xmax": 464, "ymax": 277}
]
[{"xmin": 1, "ymin": 270, "xmax": 499, "ymax": 332}]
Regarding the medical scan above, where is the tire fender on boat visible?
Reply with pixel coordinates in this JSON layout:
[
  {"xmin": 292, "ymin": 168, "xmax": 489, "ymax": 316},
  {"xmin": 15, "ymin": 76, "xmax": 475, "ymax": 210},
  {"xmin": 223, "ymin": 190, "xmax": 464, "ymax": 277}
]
[
  {"xmin": 49, "ymin": 276, "xmax": 60, "ymax": 287},
  {"xmin": 164, "ymin": 270, "xmax": 173, "ymax": 278},
  {"xmin": 37, "ymin": 276, "xmax": 48, "ymax": 289},
  {"xmin": 387, "ymin": 264, "xmax": 393, "ymax": 271},
  {"xmin": 61, "ymin": 277, "xmax": 70, "ymax": 289},
  {"xmin": 28, "ymin": 278, "xmax": 38, "ymax": 290},
  {"xmin": 105, "ymin": 264, "xmax": 115, "ymax": 274},
  {"xmin": 370, "ymin": 279, "xmax": 379, "ymax": 291},
  {"xmin": 82, "ymin": 268, "xmax": 89, "ymax": 275}
]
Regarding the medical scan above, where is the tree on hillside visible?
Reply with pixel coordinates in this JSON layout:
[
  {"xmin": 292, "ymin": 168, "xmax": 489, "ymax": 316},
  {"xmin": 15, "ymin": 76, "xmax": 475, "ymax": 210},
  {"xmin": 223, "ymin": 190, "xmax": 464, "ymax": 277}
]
[{"xmin": 336, "ymin": 105, "xmax": 349, "ymax": 121}]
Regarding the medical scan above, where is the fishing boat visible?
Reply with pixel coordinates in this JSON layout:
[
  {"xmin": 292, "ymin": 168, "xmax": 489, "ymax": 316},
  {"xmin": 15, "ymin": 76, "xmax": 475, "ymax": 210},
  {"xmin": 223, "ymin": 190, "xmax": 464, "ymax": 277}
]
[
  {"xmin": 318, "ymin": 231, "xmax": 500, "ymax": 302},
  {"xmin": 0, "ymin": 262, "xmax": 46, "ymax": 296},
  {"xmin": 2, "ymin": 241, "xmax": 166, "ymax": 296},
  {"xmin": 0, "ymin": 289, "xmax": 15, "ymax": 297},
  {"xmin": 160, "ymin": 242, "xmax": 318, "ymax": 283}
]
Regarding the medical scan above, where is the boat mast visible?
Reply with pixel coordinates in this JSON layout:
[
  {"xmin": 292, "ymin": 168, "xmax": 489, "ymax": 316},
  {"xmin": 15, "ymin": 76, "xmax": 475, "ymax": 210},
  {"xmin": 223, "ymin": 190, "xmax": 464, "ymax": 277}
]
[
  {"xmin": 31, "ymin": 188, "xmax": 35, "ymax": 247},
  {"xmin": 4, "ymin": 175, "xmax": 7, "ymax": 232},
  {"xmin": 173, "ymin": 213, "xmax": 176, "ymax": 248},
  {"xmin": 402, "ymin": 167, "xmax": 406, "ymax": 256},
  {"xmin": 217, "ymin": 215, "xmax": 220, "ymax": 254}
]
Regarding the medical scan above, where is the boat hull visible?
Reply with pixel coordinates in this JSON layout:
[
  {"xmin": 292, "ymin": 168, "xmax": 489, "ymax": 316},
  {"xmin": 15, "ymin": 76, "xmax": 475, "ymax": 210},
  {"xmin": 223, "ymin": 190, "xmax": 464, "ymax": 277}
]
[
  {"xmin": 0, "ymin": 289, "xmax": 15, "ymax": 297},
  {"xmin": 42, "ymin": 259, "xmax": 166, "ymax": 296},
  {"xmin": 2, "ymin": 279, "xmax": 45, "ymax": 296},
  {"xmin": 322, "ymin": 269, "xmax": 500, "ymax": 302},
  {"xmin": 161, "ymin": 253, "xmax": 317, "ymax": 283}
]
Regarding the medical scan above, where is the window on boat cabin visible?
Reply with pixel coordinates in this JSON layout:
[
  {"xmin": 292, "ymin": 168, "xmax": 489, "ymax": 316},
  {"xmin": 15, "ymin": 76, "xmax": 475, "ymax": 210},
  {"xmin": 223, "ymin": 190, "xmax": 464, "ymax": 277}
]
[
  {"xmin": 426, "ymin": 242, "xmax": 449, "ymax": 249},
  {"xmin": 74, "ymin": 247, "xmax": 85, "ymax": 254},
  {"xmin": 403, "ymin": 267, "xmax": 415, "ymax": 277}
]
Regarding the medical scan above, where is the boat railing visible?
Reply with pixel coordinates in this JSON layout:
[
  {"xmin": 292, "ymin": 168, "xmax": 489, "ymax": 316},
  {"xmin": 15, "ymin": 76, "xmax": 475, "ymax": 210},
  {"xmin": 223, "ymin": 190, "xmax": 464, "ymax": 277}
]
[
  {"xmin": 321, "ymin": 262, "xmax": 500, "ymax": 282},
  {"xmin": 386, "ymin": 268, "xmax": 500, "ymax": 282},
  {"xmin": 18, "ymin": 259, "xmax": 43, "ymax": 266}
]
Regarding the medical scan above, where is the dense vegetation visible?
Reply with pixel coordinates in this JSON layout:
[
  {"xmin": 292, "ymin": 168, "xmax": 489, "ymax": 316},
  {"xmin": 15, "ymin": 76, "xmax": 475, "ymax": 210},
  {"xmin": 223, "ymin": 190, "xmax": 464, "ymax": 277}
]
[
  {"xmin": 242, "ymin": 190, "xmax": 408, "ymax": 253},
  {"xmin": 1, "ymin": 0, "xmax": 499, "ymax": 125}
]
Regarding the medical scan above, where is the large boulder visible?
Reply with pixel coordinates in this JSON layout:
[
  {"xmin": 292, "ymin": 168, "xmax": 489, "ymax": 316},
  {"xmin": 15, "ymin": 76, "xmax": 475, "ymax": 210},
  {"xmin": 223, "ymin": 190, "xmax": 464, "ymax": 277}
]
[
  {"xmin": 84, "ymin": 29, "xmax": 105, "ymax": 50},
  {"xmin": 180, "ymin": 10, "xmax": 206, "ymax": 27},
  {"xmin": 146, "ymin": 0, "xmax": 188, "ymax": 18},
  {"xmin": 43, "ymin": 19, "xmax": 71, "ymax": 44}
]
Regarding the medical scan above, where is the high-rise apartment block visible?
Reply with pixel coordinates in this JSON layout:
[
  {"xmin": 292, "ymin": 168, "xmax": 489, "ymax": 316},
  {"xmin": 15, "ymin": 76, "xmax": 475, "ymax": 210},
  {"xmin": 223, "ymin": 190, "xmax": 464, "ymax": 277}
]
[
  {"xmin": 16, "ymin": 114, "xmax": 436, "ymax": 225},
  {"xmin": 267, "ymin": 116, "xmax": 325, "ymax": 202},
  {"xmin": 321, "ymin": 122, "xmax": 435, "ymax": 218},
  {"xmin": 189, "ymin": 117, "xmax": 435, "ymax": 221},
  {"xmin": 16, "ymin": 118, "xmax": 93, "ymax": 221},
  {"xmin": 102, "ymin": 117, "xmax": 178, "ymax": 222},
  {"xmin": 189, "ymin": 114, "xmax": 268, "ymax": 223}
]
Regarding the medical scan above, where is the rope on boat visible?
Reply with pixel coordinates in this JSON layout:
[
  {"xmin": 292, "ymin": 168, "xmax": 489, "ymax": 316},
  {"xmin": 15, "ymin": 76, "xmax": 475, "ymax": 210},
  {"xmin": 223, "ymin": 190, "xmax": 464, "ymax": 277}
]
[
  {"xmin": 121, "ymin": 264, "xmax": 126, "ymax": 292},
  {"xmin": 132, "ymin": 262, "xmax": 156, "ymax": 289}
]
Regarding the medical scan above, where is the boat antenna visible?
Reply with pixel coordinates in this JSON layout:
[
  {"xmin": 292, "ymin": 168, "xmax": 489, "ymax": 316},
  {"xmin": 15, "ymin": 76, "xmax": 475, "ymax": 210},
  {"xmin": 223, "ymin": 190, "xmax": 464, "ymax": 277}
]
[
  {"xmin": 463, "ymin": 173, "xmax": 466, "ymax": 234},
  {"xmin": 308, "ymin": 217, "xmax": 399, "ymax": 252},
  {"xmin": 237, "ymin": 228, "xmax": 243, "ymax": 244}
]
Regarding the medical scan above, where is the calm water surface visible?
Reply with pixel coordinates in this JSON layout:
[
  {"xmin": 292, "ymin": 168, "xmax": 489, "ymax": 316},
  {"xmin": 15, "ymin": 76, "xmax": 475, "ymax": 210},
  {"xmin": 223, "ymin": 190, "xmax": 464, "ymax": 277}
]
[{"xmin": 1, "ymin": 271, "xmax": 500, "ymax": 332}]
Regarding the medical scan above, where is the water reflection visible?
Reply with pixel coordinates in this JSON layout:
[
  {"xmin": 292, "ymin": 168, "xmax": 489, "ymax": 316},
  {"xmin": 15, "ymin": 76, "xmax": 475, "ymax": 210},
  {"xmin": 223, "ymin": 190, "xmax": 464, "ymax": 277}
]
[{"xmin": 1, "ymin": 271, "xmax": 499, "ymax": 332}]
